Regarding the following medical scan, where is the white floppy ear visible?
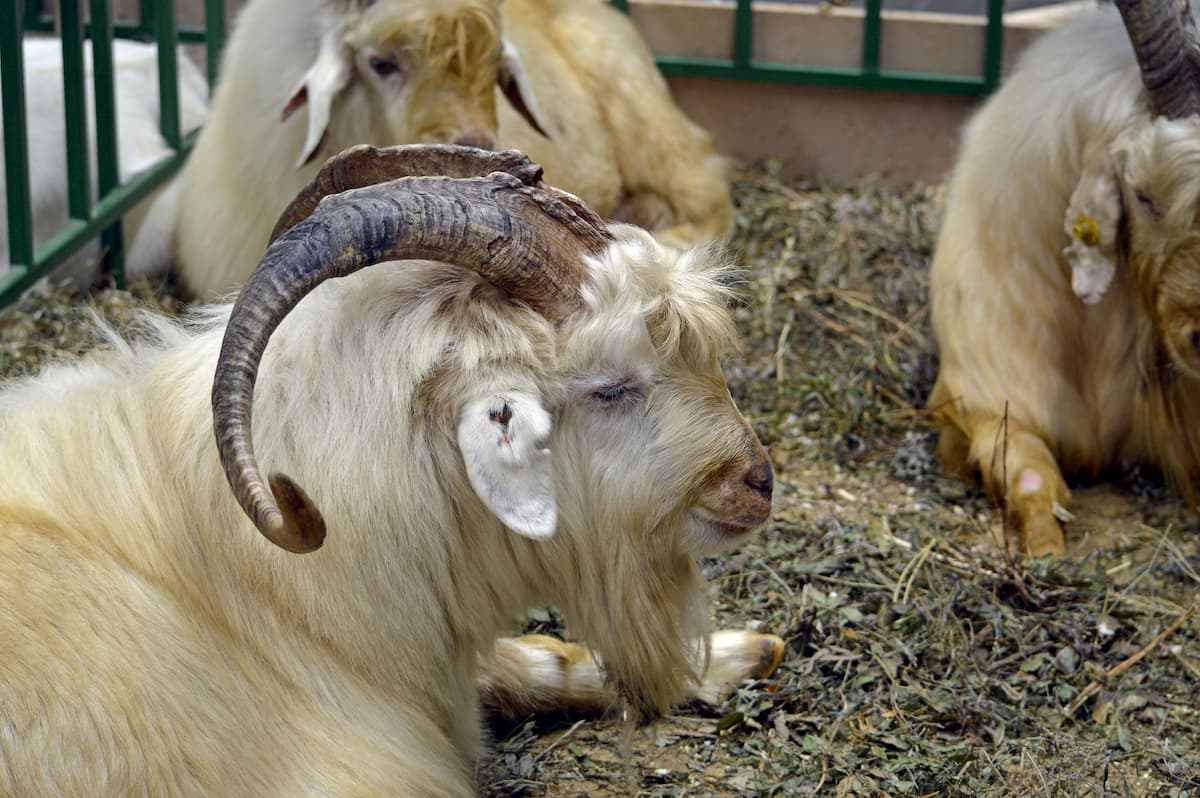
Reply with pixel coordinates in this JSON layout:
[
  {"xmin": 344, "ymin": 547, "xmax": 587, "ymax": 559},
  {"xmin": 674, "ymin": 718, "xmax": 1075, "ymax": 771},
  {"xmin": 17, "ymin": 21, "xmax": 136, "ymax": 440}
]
[
  {"xmin": 497, "ymin": 37, "xmax": 550, "ymax": 139},
  {"xmin": 1063, "ymin": 146, "xmax": 1122, "ymax": 304},
  {"xmin": 281, "ymin": 26, "xmax": 353, "ymax": 168},
  {"xmin": 458, "ymin": 391, "xmax": 557, "ymax": 539}
]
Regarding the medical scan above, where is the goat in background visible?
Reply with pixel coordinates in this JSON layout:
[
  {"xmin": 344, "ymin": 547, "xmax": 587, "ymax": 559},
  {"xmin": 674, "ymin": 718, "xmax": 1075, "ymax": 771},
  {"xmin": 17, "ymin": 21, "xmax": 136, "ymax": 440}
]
[{"xmin": 929, "ymin": 0, "xmax": 1200, "ymax": 556}]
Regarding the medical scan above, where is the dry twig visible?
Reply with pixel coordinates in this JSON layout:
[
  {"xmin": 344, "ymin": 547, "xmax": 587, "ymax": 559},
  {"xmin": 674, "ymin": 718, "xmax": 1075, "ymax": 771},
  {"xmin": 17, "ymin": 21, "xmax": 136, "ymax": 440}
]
[{"xmin": 1066, "ymin": 605, "xmax": 1198, "ymax": 717}]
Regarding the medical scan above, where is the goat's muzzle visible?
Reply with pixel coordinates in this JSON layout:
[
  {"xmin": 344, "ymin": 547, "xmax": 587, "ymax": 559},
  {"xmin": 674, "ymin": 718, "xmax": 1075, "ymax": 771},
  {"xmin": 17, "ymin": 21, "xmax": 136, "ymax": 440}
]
[{"xmin": 688, "ymin": 441, "xmax": 774, "ymax": 546}]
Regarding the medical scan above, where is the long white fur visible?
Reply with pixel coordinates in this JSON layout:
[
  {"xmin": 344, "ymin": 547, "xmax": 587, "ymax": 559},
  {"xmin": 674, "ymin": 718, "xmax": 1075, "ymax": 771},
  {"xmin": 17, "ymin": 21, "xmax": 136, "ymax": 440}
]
[
  {"xmin": 0, "ymin": 226, "xmax": 768, "ymax": 794},
  {"xmin": 929, "ymin": 5, "xmax": 1200, "ymax": 555}
]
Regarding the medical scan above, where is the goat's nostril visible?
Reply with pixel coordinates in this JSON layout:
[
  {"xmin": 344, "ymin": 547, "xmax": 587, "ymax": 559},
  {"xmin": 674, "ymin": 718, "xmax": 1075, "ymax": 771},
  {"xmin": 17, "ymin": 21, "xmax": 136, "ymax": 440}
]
[
  {"xmin": 1190, "ymin": 328, "xmax": 1200, "ymax": 358},
  {"xmin": 453, "ymin": 134, "xmax": 495, "ymax": 151},
  {"xmin": 744, "ymin": 460, "xmax": 774, "ymax": 499}
]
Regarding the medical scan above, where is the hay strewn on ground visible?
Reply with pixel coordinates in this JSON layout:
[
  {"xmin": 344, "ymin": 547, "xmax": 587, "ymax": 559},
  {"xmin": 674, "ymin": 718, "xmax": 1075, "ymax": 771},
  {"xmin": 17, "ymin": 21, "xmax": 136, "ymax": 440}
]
[{"xmin": 2, "ymin": 163, "xmax": 1197, "ymax": 798}]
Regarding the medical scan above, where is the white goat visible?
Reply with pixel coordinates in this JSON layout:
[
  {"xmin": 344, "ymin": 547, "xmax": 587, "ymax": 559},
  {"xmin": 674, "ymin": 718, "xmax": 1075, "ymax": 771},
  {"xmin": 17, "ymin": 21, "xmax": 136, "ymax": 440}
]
[
  {"xmin": 0, "ymin": 38, "xmax": 206, "ymax": 284},
  {"xmin": 928, "ymin": 0, "xmax": 1200, "ymax": 556},
  {"xmin": 0, "ymin": 145, "xmax": 777, "ymax": 795},
  {"xmin": 157, "ymin": 0, "xmax": 731, "ymax": 299}
]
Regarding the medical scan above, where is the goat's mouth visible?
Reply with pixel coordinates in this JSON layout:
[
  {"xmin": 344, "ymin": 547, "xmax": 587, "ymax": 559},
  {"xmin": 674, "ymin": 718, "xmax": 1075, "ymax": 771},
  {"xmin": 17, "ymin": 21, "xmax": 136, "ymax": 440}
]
[{"xmin": 684, "ymin": 508, "xmax": 764, "ymax": 552}]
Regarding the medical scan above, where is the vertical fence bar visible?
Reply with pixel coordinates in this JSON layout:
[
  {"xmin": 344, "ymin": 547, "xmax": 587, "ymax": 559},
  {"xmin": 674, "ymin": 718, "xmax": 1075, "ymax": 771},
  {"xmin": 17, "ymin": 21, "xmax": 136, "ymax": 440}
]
[
  {"xmin": 155, "ymin": 0, "xmax": 181, "ymax": 149},
  {"xmin": 89, "ymin": 0, "xmax": 125, "ymax": 285},
  {"xmin": 138, "ymin": 0, "xmax": 156, "ymax": 38},
  {"xmin": 862, "ymin": 0, "xmax": 882, "ymax": 75},
  {"xmin": 1, "ymin": 1, "xmax": 34, "ymax": 272},
  {"xmin": 733, "ymin": 0, "xmax": 753, "ymax": 70},
  {"xmin": 610, "ymin": 0, "xmax": 628, "ymax": 12},
  {"xmin": 60, "ymin": 0, "xmax": 93, "ymax": 222},
  {"xmin": 204, "ymin": 0, "xmax": 227, "ymax": 88},
  {"xmin": 983, "ymin": 0, "xmax": 1005, "ymax": 92},
  {"xmin": 23, "ymin": 0, "xmax": 41, "ymax": 27}
]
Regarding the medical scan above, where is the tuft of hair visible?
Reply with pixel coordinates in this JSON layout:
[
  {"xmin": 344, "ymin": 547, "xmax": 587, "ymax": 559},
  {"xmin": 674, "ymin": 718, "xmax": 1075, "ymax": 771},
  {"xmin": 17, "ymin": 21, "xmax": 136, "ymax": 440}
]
[{"xmin": 578, "ymin": 226, "xmax": 740, "ymax": 367}]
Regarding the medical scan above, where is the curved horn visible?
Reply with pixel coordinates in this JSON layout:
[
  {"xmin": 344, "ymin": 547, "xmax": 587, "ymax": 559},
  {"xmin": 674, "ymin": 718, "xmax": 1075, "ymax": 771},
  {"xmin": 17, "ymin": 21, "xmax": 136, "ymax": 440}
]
[
  {"xmin": 1115, "ymin": 0, "xmax": 1200, "ymax": 118},
  {"xmin": 213, "ymin": 157, "xmax": 613, "ymax": 553},
  {"xmin": 269, "ymin": 144, "xmax": 546, "ymax": 243}
]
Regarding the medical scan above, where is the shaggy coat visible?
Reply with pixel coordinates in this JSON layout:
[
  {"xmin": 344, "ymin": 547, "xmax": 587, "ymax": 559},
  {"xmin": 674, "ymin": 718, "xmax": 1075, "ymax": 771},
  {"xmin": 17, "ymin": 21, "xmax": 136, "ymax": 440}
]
[
  {"xmin": 929, "ymin": 6, "xmax": 1200, "ymax": 555},
  {"xmin": 0, "ymin": 227, "xmax": 771, "ymax": 795}
]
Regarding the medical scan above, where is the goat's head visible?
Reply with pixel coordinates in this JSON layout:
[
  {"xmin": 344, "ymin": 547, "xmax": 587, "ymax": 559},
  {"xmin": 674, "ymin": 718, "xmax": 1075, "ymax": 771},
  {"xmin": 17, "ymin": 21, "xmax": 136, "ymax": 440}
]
[
  {"xmin": 1064, "ymin": 0, "xmax": 1200, "ymax": 376},
  {"xmin": 281, "ymin": 0, "xmax": 547, "ymax": 168},
  {"xmin": 211, "ymin": 144, "xmax": 773, "ymax": 717}
]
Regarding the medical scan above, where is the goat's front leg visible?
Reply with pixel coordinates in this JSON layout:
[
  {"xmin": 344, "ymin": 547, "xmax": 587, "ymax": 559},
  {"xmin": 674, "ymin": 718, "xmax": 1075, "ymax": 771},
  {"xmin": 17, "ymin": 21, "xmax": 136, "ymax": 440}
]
[
  {"xmin": 938, "ymin": 411, "xmax": 1072, "ymax": 557},
  {"xmin": 479, "ymin": 631, "xmax": 784, "ymax": 718}
]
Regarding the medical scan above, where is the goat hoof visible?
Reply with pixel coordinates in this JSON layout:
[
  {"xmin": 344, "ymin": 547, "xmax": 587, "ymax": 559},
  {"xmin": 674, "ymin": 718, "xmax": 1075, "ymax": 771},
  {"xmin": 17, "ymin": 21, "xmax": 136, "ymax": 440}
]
[
  {"xmin": 1021, "ymin": 513, "xmax": 1067, "ymax": 558},
  {"xmin": 749, "ymin": 633, "xmax": 785, "ymax": 679}
]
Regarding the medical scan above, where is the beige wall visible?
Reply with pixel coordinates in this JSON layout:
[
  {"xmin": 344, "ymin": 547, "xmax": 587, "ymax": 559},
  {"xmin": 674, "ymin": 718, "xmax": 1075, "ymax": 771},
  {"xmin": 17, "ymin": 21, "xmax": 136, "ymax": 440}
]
[{"xmin": 628, "ymin": 0, "xmax": 1088, "ymax": 184}]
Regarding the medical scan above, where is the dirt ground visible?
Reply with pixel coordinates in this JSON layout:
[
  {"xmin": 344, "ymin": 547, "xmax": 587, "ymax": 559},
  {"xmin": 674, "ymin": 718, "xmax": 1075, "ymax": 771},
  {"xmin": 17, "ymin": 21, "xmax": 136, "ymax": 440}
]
[{"xmin": 2, "ymin": 162, "xmax": 1198, "ymax": 798}]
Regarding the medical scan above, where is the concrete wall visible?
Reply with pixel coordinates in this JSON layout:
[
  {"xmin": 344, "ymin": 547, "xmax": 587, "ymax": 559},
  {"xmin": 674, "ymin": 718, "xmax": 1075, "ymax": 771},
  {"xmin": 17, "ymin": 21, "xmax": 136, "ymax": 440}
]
[{"xmin": 627, "ymin": 0, "xmax": 1090, "ymax": 184}]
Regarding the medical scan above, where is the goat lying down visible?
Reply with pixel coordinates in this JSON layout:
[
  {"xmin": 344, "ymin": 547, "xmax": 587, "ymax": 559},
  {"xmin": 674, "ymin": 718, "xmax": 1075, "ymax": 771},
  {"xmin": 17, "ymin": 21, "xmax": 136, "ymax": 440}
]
[
  {"xmin": 928, "ymin": 0, "xmax": 1200, "ymax": 555},
  {"xmin": 158, "ymin": 0, "xmax": 732, "ymax": 299},
  {"xmin": 0, "ymin": 145, "xmax": 779, "ymax": 795}
]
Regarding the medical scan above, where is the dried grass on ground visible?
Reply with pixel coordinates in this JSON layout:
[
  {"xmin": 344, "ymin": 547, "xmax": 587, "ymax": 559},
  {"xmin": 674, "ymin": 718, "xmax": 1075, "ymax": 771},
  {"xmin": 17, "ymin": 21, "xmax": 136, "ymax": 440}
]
[{"xmin": 2, "ymin": 162, "xmax": 1197, "ymax": 798}]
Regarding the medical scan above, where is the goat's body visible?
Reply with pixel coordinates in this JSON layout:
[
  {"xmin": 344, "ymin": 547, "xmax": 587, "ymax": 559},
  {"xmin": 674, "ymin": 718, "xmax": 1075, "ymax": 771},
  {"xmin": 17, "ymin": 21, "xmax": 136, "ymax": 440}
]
[
  {"xmin": 1, "ymin": 518, "xmax": 468, "ymax": 795},
  {"xmin": 928, "ymin": 6, "xmax": 1200, "ymax": 554},
  {"xmin": 170, "ymin": 0, "xmax": 337, "ymax": 298},
  {"xmin": 498, "ymin": 0, "xmax": 733, "ymax": 249},
  {"xmin": 0, "ymin": 267, "xmax": 553, "ymax": 795}
]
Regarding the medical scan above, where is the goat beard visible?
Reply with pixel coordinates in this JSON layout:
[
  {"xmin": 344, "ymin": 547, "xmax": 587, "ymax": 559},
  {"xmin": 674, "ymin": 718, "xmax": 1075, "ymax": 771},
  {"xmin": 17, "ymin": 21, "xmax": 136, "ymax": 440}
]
[{"xmin": 557, "ymin": 522, "xmax": 710, "ymax": 723}]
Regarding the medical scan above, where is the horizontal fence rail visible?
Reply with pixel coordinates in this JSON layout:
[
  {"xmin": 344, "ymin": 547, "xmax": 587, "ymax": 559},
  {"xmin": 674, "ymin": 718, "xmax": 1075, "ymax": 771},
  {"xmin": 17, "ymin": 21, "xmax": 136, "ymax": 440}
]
[
  {"xmin": 611, "ymin": 0, "xmax": 1006, "ymax": 96},
  {"xmin": 0, "ymin": 0, "xmax": 226, "ymax": 308}
]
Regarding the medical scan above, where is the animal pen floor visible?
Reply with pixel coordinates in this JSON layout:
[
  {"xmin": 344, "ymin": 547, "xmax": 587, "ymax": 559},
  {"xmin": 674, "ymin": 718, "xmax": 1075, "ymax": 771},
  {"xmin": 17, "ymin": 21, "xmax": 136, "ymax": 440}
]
[{"xmin": 3, "ymin": 163, "xmax": 1198, "ymax": 798}]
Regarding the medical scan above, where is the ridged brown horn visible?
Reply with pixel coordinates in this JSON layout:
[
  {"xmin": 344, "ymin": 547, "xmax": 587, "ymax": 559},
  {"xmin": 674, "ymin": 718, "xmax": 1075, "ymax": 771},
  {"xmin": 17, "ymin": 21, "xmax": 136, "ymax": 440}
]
[
  {"xmin": 269, "ymin": 144, "xmax": 546, "ymax": 243},
  {"xmin": 1115, "ymin": 0, "xmax": 1200, "ymax": 118},
  {"xmin": 213, "ymin": 162, "xmax": 613, "ymax": 553}
]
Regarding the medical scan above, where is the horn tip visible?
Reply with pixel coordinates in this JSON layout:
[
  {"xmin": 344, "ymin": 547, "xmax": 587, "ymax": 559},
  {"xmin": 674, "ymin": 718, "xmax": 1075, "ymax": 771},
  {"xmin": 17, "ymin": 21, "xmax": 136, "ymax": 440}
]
[{"xmin": 268, "ymin": 472, "xmax": 327, "ymax": 553}]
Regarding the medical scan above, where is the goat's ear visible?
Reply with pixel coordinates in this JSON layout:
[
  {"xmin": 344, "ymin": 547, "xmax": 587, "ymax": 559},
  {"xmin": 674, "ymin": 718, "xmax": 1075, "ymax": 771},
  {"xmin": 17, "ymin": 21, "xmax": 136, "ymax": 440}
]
[
  {"xmin": 281, "ymin": 27, "xmax": 353, "ymax": 168},
  {"xmin": 1063, "ymin": 146, "xmax": 1122, "ymax": 304},
  {"xmin": 458, "ymin": 392, "xmax": 557, "ymax": 539},
  {"xmin": 498, "ymin": 38, "xmax": 550, "ymax": 139}
]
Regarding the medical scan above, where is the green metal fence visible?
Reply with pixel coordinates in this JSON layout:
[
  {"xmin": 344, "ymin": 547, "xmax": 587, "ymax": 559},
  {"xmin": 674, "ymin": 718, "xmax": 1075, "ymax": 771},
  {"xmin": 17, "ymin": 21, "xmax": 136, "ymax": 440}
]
[
  {"xmin": 612, "ymin": 0, "xmax": 1007, "ymax": 96},
  {"xmin": 0, "ymin": 0, "xmax": 226, "ymax": 308},
  {"xmin": 1, "ymin": 0, "xmax": 1006, "ymax": 311}
]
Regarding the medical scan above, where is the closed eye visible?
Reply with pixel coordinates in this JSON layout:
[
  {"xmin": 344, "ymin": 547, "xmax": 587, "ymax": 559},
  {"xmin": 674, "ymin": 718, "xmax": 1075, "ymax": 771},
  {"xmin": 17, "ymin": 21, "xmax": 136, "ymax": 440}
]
[
  {"xmin": 591, "ymin": 379, "xmax": 642, "ymax": 405},
  {"xmin": 1134, "ymin": 188, "xmax": 1161, "ymax": 218}
]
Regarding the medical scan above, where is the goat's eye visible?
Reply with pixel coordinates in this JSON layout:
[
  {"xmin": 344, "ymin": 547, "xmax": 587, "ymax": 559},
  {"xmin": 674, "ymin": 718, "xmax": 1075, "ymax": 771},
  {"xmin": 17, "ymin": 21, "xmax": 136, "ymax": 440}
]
[
  {"xmin": 592, "ymin": 380, "xmax": 640, "ymax": 404},
  {"xmin": 1134, "ymin": 189, "xmax": 1160, "ymax": 217},
  {"xmin": 369, "ymin": 55, "xmax": 402, "ymax": 78}
]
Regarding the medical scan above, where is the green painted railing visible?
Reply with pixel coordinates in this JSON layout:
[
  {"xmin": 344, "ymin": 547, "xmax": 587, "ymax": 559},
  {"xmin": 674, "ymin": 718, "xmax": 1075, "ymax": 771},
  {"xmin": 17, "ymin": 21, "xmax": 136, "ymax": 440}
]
[
  {"xmin": 0, "ymin": 0, "xmax": 226, "ymax": 308},
  {"xmin": 611, "ymin": 0, "xmax": 1007, "ymax": 96}
]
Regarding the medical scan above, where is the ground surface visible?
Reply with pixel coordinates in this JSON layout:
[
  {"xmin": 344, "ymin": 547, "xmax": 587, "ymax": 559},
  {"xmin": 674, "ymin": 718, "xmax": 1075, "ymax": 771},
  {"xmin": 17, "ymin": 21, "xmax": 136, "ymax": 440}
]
[{"xmin": 2, "ymin": 163, "xmax": 1197, "ymax": 797}]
